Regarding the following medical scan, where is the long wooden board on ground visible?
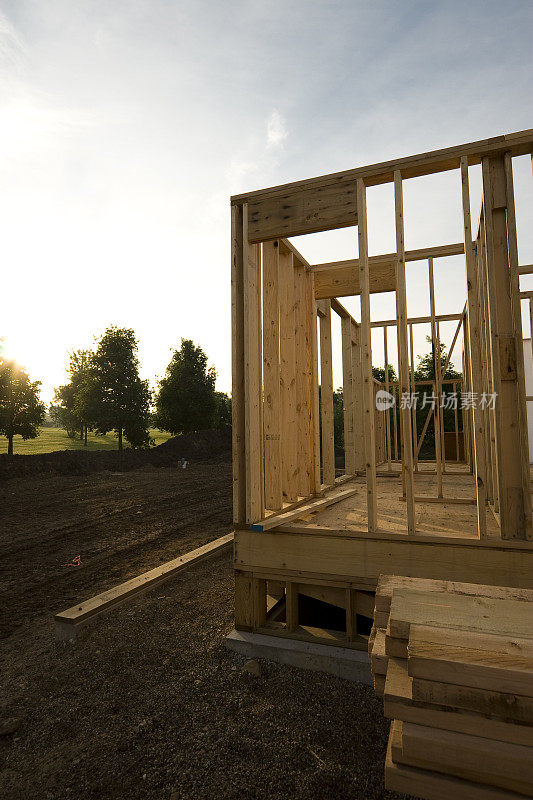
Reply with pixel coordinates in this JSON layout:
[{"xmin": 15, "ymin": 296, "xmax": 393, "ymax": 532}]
[
  {"xmin": 385, "ymin": 721, "xmax": 525, "ymax": 800},
  {"xmin": 250, "ymin": 484, "xmax": 358, "ymax": 531},
  {"xmin": 54, "ymin": 533, "xmax": 234, "ymax": 641}
]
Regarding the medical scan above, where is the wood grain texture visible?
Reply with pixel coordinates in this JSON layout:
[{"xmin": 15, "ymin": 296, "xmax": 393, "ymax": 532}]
[{"xmin": 407, "ymin": 624, "xmax": 533, "ymax": 697}]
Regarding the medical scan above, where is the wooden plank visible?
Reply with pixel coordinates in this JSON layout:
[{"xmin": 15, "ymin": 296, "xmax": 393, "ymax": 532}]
[
  {"xmin": 373, "ymin": 609, "xmax": 390, "ymax": 629},
  {"xmin": 373, "ymin": 312, "xmax": 463, "ymax": 329},
  {"xmin": 286, "ymin": 582, "xmax": 299, "ymax": 632},
  {"xmin": 346, "ymin": 588, "xmax": 358, "ymax": 640},
  {"xmin": 298, "ymin": 583, "xmax": 346, "ymax": 608},
  {"xmin": 385, "ymin": 628, "xmax": 408, "ymax": 658},
  {"xmin": 504, "ymin": 153, "xmax": 532, "ymax": 539},
  {"xmin": 351, "ymin": 324, "xmax": 364, "ymax": 473},
  {"xmin": 342, "ymin": 316, "xmax": 355, "ymax": 475},
  {"xmin": 294, "ymin": 262, "xmax": 311, "ymax": 497},
  {"xmin": 231, "ymin": 205, "xmax": 246, "ymax": 524},
  {"xmin": 453, "ymin": 379, "xmax": 459, "ymax": 460},
  {"xmin": 233, "ymin": 128, "xmax": 533, "ymax": 205},
  {"xmin": 385, "ymin": 721, "xmax": 525, "ymax": 800},
  {"xmin": 279, "ymin": 248, "xmax": 298, "ymax": 502},
  {"xmin": 330, "ymin": 296, "xmax": 354, "ymax": 320},
  {"xmin": 313, "ymin": 243, "xmax": 465, "ymax": 299},
  {"xmin": 398, "ymin": 721, "xmax": 533, "ymax": 796},
  {"xmin": 246, "ymin": 179, "xmax": 357, "ymax": 242},
  {"xmin": 257, "ymin": 232, "xmax": 264, "ymax": 514},
  {"xmin": 409, "ymin": 324, "xmax": 418, "ymax": 472},
  {"xmin": 429, "ymin": 258, "xmax": 444, "ymax": 499},
  {"xmin": 257, "ymin": 620, "xmax": 368, "ymax": 651},
  {"xmin": 314, "ymin": 256, "xmax": 395, "ymax": 298},
  {"xmin": 478, "ymin": 218, "xmax": 497, "ymax": 507},
  {"xmin": 403, "ymin": 495, "xmax": 474, "ymax": 505},
  {"xmin": 250, "ymin": 485, "xmax": 358, "ymax": 531},
  {"xmin": 374, "ymin": 673, "xmax": 386, "ymax": 697},
  {"xmin": 374, "ymin": 574, "xmax": 533, "ymax": 613},
  {"xmin": 354, "ymin": 590, "xmax": 375, "ymax": 618},
  {"xmin": 357, "ymin": 178, "xmax": 377, "ymax": 531},
  {"xmin": 55, "ymin": 534, "xmax": 234, "ymax": 639},
  {"xmin": 384, "ymin": 327, "xmax": 392, "ymax": 470},
  {"xmin": 370, "ymin": 627, "xmax": 388, "ymax": 675},
  {"xmin": 262, "ymin": 241, "xmax": 283, "ymax": 511},
  {"xmin": 411, "ymin": 675, "xmax": 533, "ymax": 724},
  {"xmin": 235, "ymin": 571, "xmax": 267, "ymax": 631},
  {"xmin": 278, "ymin": 237, "xmax": 312, "ymax": 266},
  {"xmin": 234, "ymin": 528, "xmax": 533, "ymax": 591},
  {"xmin": 384, "ymin": 657, "xmax": 533, "ymax": 747},
  {"xmin": 395, "ymin": 171, "xmax": 415, "ymax": 532},
  {"xmin": 307, "ymin": 268, "xmax": 321, "ymax": 494},
  {"xmin": 243, "ymin": 205, "xmax": 263, "ymax": 522},
  {"xmin": 437, "ymin": 321, "xmax": 446, "ymax": 476},
  {"xmin": 389, "ymin": 588, "xmax": 533, "ymax": 641},
  {"xmin": 407, "ymin": 624, "xmax": 533, "ymax": 697},
  {"xmin": 483, "ymin": 156, "xmax": 527, "ymax": 539},
  {"xmin": 319, "ymin": 301, "xmax": 335, "ymax": 486}
]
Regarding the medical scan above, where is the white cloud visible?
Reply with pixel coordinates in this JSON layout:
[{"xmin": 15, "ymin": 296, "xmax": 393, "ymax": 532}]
[
  {"xmin": 0, "ymin": 0, "xmax": 531, "ymax": 405},
  {"xmin": 0, "ymin": 10, "xmax": 27, "ymax": 67},
  {"xmin": 266, "ymin": 109, "xmax": 287, "ymax": 148}
]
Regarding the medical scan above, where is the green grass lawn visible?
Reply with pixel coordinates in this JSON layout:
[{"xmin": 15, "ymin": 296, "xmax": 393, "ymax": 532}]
[{"xmin": 0, "ymin": 428, "xmax": 172, "ymax": 455}]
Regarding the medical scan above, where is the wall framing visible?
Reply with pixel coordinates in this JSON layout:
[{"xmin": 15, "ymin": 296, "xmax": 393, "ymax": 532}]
[{"xmin": 230, "ymin": 128, "xmax": 533, "ymax": 648}]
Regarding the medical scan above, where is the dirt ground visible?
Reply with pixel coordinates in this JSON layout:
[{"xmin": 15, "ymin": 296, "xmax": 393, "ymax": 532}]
[{"xmin": 0, "ymin": 451, "xmax": 405, "ymax": 800}]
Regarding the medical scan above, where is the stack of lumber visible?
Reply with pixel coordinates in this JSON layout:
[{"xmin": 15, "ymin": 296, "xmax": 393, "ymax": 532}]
[{"xmin": 368, "ymin": 575, "xmax": 533, "ymax": 799}]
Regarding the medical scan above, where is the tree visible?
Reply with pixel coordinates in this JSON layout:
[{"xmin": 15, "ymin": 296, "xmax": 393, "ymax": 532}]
[
  {"xmin": 0, "ymin": 360, "xmax": 46, "ymax": 454},
  {"xmin": 333, "ymin": 388, "xmax": 344, "ymax": 450},
  {"xmin": 372, "ymin": 365, "xmax": 397, "ymax": 384},
  {"xmin": 212, "ymin": 391, "xmax": 232, "ymax": 430},
  {"xmin": 414, "ymin": 336, "xmax": 463, "ymax": 451},
  {"xmin": 49, "ymin": 398, "xmax": 79, "ymax": 438},
  {"xmin": 155, "ymin": 339, "xmax": 216, "ymax": 434},
  {"xmin": 78, "ymin": 327, "xmax": 151, "ymax": 450},
  {"xmin": 52, "ymin": 349, "xmax": 93, "ymax": 442},
  {"xmin": 415, "ymin": 336, "xmax": 461, "ymax": 383}
]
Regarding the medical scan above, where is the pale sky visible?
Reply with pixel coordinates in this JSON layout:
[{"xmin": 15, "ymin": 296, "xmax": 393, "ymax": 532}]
[{"xmin": 0, "ymin": 0, "xmax": 532, "ymax": 403}]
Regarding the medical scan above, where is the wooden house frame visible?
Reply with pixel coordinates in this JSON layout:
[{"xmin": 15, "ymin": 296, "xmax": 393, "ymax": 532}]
[{"xmin": 230, "ymin": 129, "xmax": 533, "ymax": 650}]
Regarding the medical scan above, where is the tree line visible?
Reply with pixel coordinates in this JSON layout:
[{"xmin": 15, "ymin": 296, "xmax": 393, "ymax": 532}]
[
  {"xmin": 0, "ymin": 327, "xmax": 460, "ymax": 455},
  {"xmin": 0, "ymin": 327, "xmax": 231, "ymax": 453}
]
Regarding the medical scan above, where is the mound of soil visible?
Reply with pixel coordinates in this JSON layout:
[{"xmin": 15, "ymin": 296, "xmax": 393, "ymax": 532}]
[
  {"xmin": 0, "ymin": 428, "xmax": 231, "ymax": 482},
  {"xmin": 155, "ymin": 428, "xmax": 231, "ymax": 460}
]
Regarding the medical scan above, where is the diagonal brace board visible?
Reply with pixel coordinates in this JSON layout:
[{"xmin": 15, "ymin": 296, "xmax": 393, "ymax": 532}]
[{"xmin": 250, "ymin": 485, "xmax": 358, "ymax": 531}]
